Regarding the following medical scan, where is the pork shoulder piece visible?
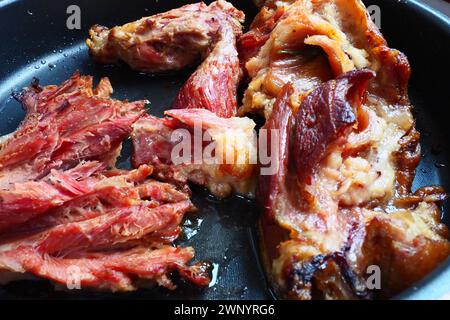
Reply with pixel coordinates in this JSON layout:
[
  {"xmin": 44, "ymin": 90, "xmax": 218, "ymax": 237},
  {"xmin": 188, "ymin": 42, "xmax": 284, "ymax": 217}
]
[
  {"xmin": 87, "ymin": 2, "xmax": 219, "ymax": 71},
  {"xmin": 258, "ymin": 70, "xmax": 450, "ymax": 300},
  {"xmin": 87, "ymin": 1, "xmax": 244, "ymax": 73},
  {"xmin": 87, "ymin": 1, "xmax": 244, "ymax": 118},
  {"xmin": 0, "ymin": 73, "xmax": 209, "ymax": 291},
  {"xmin": 132, "ymin": 109, "xmax": 257, "ymax": 198}
]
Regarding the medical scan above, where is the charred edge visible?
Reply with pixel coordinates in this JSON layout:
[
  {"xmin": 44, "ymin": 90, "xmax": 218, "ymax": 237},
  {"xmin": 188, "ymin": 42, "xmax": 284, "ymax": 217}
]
[
  {"xmin": 328, "ymin": 252, "xmax": 373, "ymax": 299},
  {"xmin": 11, "ymin": 77, "xmax": 42, "ymax": 103},
  {"xmin": 192, "ymin": 261, "xmax": 213, "ymax": 280},
  {"xmin": 291, "ymin": 251, "xmax": 372, "ymax": 300},
  {"xmin": 337, "ymin": 223, "xmax": 373, "ymax": 299},
  {"xmin": 31, "ymin": 77, "xmax": 43, "ymax": 92},
  {"xmin": 178, "ymin": 260, "xmax": 212, "ymax": 288},
  {"xmin": 11, "ymin": 89, "xmax": 23, "ymax": 103},
  {"xmin": 290, "ymin": 224, "xmax": 373, "ymax": 300},
  {"xmin": 395, "ymin": 127, "xmax": 421, "ymax": 195},
  {"xmin": 292, "ymin": 254, "xmax": 328, "ymax": 286}
]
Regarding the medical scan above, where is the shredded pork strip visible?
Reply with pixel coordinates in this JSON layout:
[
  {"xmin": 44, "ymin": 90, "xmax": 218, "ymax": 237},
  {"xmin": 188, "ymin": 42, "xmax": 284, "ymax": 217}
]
[{"xmin": 0, "ymin": 75, "xmax": 210, "ymax": 291}]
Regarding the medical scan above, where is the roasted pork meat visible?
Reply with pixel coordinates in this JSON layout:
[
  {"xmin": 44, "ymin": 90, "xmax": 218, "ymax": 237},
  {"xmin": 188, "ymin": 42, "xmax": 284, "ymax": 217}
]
[
  {"xmin": 131, "ymin": 108, "xmax": 257, "ymax": 198},
  {"xmin": 171, "ymin": 16, "xmax": 243, "ymax": 118},
  {"xmin": 87, "ymin": 0, "xmax": 245, "ymax": 117},
  {"xmin": 239, "ymin": 0, "xmax": 410, "ymax": 119},
  {"xmin": 258, "ymin": 71, "xmax": 450, "ymax": 299},
  {"xmin": 87, "ymin": 1, "xmax": 243, "ymax": 73},
  {"xmin": 253, "ymin": 0, "xmax": 450, "ymax": 300},
  {"xmin": 0, "ymin": 75, "xmax": 210, "ymax": 291}
]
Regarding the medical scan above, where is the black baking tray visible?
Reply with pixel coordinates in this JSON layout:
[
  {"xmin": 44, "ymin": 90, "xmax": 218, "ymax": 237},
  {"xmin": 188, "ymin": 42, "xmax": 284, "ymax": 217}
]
[{"xmin": 0, "ymin": 0, "xmax": 449, "ymax": 300}]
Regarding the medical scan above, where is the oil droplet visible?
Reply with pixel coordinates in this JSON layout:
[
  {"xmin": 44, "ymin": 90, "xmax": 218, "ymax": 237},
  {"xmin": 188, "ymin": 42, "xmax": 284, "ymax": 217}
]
[
  {"xmin": 182, "ymin": 217, "xmax": 203, "ymax": 240},
  {"xmin": 240, "ymin": 286, "xmax": 248, "ymax": 299},
  {"xmin": 27, "ymin": 10, "xmax": 33, "ymax": 16},
  {"xmin": 63, "ymin": 53, "xmax": 68, "ymax": 57},
  {"xmin": 48, "ymin": 63, "xmax": 56, "ymax": 69},
  {"xmin": 208, "ymin": 263, "xmax": 219, "ymax": 288},
  {"xmin": 34, "ymin": 65, "xmax": 40, "ymax": 69},
  {"xmin": 435, "ymin": 163, "xmax": 446, "ymax": 169},
  {"xmin": 40, "ymin": 60, "xmax": 46, "ymax": 65}
]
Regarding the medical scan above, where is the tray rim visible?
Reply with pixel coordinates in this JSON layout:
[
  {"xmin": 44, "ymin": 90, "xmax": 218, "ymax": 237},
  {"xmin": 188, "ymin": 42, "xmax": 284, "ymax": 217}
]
[{"xmin": 0, "ymin": 0, "xmax": 449, "ymax": 300}]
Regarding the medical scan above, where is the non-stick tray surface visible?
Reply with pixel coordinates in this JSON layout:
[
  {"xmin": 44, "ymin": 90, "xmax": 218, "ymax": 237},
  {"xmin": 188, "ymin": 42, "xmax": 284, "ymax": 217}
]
[{"xmin": 0, "ymin": 0, "xmax": 449, "ymax": 300}]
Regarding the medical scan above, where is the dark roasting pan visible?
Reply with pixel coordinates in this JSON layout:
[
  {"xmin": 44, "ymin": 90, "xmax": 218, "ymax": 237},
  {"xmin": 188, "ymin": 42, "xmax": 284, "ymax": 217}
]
[{"xmin": 0, "ymin": 0, "xmax": 449, "ymax": 300}]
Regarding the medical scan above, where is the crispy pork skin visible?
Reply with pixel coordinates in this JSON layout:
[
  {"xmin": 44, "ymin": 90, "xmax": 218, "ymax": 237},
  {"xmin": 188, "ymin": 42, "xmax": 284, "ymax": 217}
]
[
  {"xmin": 87, "ymin": 1, "xmax": 244, "ymax": 118},
  {"xmin": 293, "ymin": 69, "xmax": 375, "ymax": 182},
  {"xmin": 132, "ymin": 109, "xmax": 257, "ymax": 198}
]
